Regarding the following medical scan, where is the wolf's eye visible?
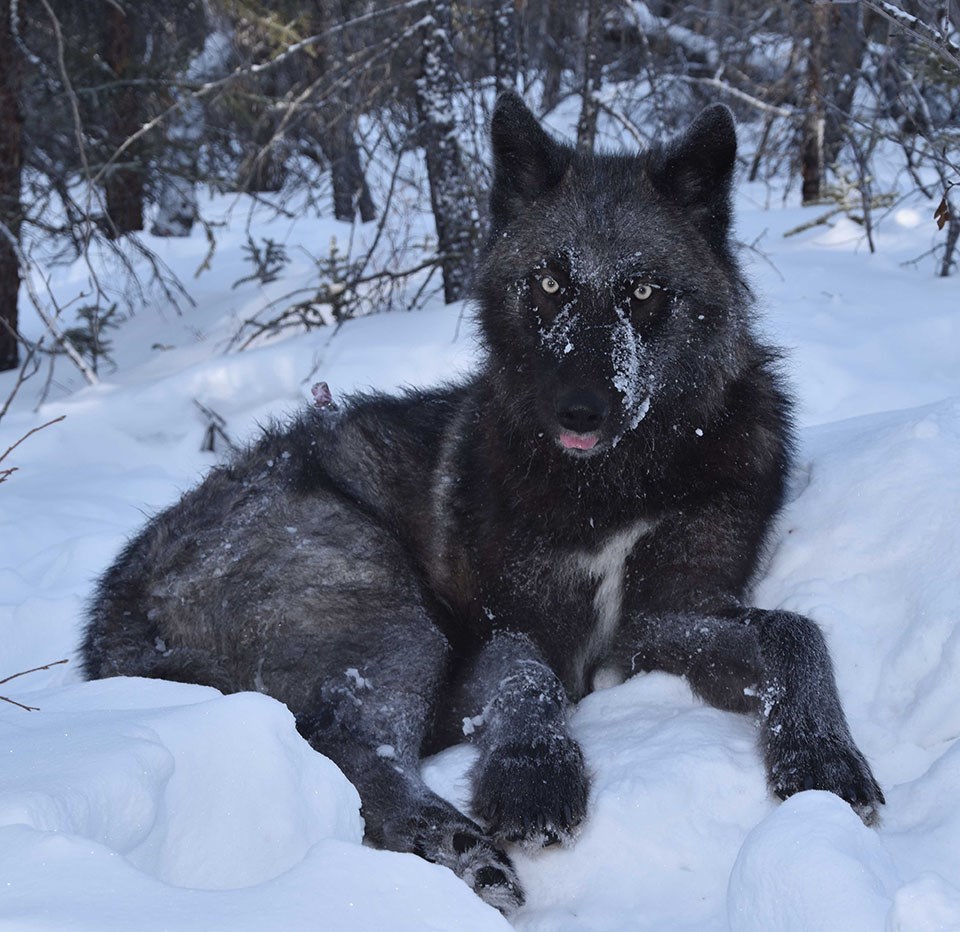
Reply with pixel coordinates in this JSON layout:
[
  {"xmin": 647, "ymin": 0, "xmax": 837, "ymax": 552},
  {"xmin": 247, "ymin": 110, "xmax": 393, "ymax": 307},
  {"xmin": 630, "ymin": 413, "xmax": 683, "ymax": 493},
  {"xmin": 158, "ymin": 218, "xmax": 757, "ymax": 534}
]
[
  {"xmin": 628, "ymin": 280, "xmax": 669, "ymax": 328},
  {"xmin": 528, "ymin": 265, "xmax": 569, "ymax": 326}
]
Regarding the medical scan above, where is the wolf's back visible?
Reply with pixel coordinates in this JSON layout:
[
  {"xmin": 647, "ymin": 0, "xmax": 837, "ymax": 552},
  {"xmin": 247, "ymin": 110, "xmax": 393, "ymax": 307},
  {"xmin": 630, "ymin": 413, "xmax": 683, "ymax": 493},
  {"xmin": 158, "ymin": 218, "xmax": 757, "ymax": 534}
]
[{"xmin": 81, "ymin": 385, "xmax": 468, "ymax": 702}]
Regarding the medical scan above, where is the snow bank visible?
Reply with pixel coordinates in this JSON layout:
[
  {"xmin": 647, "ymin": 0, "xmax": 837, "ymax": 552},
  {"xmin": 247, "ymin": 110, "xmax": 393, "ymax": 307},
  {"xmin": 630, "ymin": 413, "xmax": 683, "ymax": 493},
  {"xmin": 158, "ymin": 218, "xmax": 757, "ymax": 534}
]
[{"xmin": 0, "ymin": 679, "xmax": 509, "ymax": 931}]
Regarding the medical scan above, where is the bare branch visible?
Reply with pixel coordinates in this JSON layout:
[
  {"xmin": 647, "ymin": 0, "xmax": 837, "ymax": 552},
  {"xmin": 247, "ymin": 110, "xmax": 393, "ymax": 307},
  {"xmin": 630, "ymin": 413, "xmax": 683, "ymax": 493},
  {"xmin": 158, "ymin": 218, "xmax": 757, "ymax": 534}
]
[
  {"xmin": 672, "ymin": 74, "xmax": 796, "ymax": 118},
  {"xmin": 1, "ymin": 695, "xmax": 40, "ymax": 712},
  {"xmin": 90, "ymin": 0, "xmax": 432, "ymax": 189},
  {"xmin": 0, "ymin": 658, "xmax": 69, "ymax": 686},
  {"xmin": 0, "ymin": 414, "xmax": 66, "ymax": 484},
  {"xmin": 0, "ymin": 659, "xmax": 70, "ymax": 712},
  {"xmin": 0, "ymin": 221, "xmax": 99, "ymax": 385},
  {"xmin": 861, "ymin": 0, "xmax": 960, "ymax": 72}
]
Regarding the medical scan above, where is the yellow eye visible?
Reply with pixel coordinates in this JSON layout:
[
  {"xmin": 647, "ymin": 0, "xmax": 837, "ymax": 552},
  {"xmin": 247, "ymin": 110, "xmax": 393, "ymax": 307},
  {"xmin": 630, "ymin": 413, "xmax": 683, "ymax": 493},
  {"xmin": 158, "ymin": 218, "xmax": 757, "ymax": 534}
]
[
  {"xmin": 633, "ymin": 282, "xmax": 654, "ymax": 301},
  {"xmin": 540, "ymin": 276, "xmax": 560, "ymax": 295}
]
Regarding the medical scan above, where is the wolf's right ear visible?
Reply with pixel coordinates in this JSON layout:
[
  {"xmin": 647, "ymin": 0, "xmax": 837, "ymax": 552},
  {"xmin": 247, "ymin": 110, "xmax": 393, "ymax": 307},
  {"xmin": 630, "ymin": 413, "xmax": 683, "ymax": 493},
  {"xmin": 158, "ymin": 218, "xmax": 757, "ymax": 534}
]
[
  {"xmin": 490, "ymin": 92, "xmax": 572, "ymax": 228},
  {"xmin": 648, "ymin": 104, "xmax": 737, "ymax": 250}
]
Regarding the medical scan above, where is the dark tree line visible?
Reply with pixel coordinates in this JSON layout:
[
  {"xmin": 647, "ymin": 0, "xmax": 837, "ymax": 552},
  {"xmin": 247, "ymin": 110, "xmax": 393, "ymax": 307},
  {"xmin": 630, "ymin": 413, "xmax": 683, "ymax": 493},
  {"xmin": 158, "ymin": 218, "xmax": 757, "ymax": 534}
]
[{"xmin": 0, "ymin": 0, "xmax": 957, "ymax": 393}]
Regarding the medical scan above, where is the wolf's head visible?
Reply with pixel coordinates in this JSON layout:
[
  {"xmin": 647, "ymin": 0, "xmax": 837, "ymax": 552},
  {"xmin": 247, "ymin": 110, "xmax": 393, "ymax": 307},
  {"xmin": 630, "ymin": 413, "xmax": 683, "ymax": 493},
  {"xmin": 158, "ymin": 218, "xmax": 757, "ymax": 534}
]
[{"xmin": 475, "ymin": 92, "xmax": 753, "ymax": 459}]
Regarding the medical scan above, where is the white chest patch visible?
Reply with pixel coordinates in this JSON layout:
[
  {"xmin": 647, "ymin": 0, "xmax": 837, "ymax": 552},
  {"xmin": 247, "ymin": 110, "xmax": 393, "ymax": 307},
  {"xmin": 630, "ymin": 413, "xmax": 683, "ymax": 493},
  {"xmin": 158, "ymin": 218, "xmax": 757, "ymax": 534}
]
[{"xmin": 573, "ymin": 519, "xmax": 657, "ymax": 691}]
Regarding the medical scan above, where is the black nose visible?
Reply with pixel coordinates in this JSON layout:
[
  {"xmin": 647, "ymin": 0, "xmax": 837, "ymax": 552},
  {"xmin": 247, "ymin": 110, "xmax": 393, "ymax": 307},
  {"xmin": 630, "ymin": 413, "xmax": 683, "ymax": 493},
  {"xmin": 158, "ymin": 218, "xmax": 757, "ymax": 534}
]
[{"xmin": 557, "ymin": 388, "xmax": 609, "ymax": 434}]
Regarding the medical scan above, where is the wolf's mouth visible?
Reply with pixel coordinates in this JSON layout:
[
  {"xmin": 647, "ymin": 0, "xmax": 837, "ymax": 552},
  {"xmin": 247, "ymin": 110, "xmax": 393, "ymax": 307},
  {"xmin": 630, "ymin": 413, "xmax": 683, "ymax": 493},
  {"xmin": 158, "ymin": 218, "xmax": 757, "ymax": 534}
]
[{"xmin": 558, "ymin": 430, "xmax": 599, "ymax": 452}]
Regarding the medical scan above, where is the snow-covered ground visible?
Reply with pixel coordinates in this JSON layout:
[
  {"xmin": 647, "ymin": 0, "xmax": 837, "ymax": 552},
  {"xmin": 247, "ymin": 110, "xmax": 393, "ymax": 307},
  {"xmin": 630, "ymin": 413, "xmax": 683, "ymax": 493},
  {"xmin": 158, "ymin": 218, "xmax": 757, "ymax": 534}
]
[{"xmin": 2, "ymin": 127, "xmax": 959, "ymax": 931}]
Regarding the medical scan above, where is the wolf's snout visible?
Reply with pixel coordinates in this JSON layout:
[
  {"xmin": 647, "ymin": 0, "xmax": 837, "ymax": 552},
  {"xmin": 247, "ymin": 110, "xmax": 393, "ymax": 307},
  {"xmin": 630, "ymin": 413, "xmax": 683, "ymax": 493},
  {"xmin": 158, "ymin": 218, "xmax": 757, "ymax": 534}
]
[{"xmin": 556, "ymin": 388, "xmax": 609, "ymax": 434}]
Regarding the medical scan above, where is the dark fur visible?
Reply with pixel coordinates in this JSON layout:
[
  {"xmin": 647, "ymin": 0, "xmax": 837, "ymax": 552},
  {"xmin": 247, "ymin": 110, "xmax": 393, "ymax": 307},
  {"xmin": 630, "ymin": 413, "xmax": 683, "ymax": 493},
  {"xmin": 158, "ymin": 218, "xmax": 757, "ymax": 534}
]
[{"xmin": 83, "ymin": 94, "xmax": 883, "ymax": 910}]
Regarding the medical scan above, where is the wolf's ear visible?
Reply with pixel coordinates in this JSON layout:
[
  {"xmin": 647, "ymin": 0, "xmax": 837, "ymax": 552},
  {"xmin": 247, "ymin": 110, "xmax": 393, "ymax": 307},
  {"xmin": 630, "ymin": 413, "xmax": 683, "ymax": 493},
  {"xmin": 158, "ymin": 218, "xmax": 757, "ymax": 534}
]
[
  {"xmin": 648, "ymin": 104, "xmax": 737, "ymax": 245},
  {"xmin": 490, "ymin": 92, "xmax": 573, "ymax": 227}
]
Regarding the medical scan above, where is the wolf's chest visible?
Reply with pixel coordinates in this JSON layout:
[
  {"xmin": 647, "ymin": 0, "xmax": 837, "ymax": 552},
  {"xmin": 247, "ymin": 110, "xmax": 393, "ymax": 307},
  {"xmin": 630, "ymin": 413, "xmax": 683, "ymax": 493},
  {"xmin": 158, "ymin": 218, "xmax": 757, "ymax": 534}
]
[{"xmin": 569, "ymin": 519, "xmax": 657, "ymax": 692}]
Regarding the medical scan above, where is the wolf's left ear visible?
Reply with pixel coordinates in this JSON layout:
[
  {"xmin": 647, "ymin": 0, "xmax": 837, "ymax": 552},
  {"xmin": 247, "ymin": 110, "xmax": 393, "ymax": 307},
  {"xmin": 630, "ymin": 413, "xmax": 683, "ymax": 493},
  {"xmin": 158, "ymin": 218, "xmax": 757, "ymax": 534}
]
[
  {"xmin": 489, "ymin": 91, "xmax": 573, "ymax": 228},
  {"xmin": 648, "ymin": 104, "xmax": 737, "ymax": 245}
]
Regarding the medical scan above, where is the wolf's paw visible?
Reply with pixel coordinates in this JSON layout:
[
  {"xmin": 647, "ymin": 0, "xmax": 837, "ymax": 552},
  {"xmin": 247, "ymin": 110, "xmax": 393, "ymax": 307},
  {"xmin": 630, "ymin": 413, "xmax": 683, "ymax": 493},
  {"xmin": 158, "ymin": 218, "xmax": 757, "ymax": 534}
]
[
  {"xmin": 471, "ymin": 735, "xmax": 589, "ymax": 847},
  {"xmin": 385, "ymin": 807, "xmax": 524, "ymax": 912},
  {"xmin": 767, "ymin": 732, "xmax": 885, "ymax": 826},
  {"xmin": 451, "ymin": 830, "xmax": 525, "ymax": 913}
]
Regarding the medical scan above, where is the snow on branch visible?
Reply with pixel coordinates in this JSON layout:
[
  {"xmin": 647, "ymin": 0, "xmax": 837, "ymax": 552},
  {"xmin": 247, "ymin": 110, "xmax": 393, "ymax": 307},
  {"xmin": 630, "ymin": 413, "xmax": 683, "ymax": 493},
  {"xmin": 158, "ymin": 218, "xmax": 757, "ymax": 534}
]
[
  {"xmin": 672, "ymin": 74, "xmax": 795, "ymax": 118},
  {"xmin": 861, "ymin": 0, "xmax": 960, "ymax": 71},
  {"xmin": 0, "ymin": 221, "xmax": 99, "ymax": 387}
]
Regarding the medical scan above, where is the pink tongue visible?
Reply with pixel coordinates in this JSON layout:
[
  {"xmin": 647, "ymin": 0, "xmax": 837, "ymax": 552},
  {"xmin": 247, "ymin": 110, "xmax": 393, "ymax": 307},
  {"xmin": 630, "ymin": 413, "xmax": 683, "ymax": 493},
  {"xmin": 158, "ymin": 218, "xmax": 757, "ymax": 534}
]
[{"xmin": 559, "ymin": 431, "xmax": 598, "ymax": 450}]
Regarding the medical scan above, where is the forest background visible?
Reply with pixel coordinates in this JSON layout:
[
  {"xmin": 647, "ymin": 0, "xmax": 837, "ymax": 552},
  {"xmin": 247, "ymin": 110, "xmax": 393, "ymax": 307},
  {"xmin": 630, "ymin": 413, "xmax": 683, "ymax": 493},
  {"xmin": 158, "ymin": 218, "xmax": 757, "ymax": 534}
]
[{"xmin": 0, "ymin": 0, "xmax": 958, "ymax": 408}]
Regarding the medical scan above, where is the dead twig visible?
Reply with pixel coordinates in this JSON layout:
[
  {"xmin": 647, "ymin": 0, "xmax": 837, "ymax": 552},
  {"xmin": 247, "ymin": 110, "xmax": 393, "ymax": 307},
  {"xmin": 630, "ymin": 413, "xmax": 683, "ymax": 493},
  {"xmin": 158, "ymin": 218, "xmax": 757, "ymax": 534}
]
[
  {"xmin": 194, "ymin": 400, "xmax": 238, "ymax": 454},
  {"xmin": 0, "ymin": 659, "xmax": 70, "ymax": 712},
  {"xmin": 0, "ymin": 414, "xmax": 66, "ymax": 484}
]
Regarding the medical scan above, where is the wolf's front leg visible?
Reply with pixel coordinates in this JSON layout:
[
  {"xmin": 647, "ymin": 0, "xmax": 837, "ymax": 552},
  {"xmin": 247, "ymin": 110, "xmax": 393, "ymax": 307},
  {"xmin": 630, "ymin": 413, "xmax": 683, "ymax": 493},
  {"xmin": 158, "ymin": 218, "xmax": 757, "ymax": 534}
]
[
  {"xmin": 292, "ymin": 614, "xmax": 524, "ymax": 912},
  {"xmin": 457, "ymin": 632, "xmax": 589, "ymax": 847},
  {"xmin": 745, "ymin": 607, "xmax": 884, "ymax": 824},
  {"xmin": 620, "ymin": 605, "xmax": 884, "ymax": 824}
]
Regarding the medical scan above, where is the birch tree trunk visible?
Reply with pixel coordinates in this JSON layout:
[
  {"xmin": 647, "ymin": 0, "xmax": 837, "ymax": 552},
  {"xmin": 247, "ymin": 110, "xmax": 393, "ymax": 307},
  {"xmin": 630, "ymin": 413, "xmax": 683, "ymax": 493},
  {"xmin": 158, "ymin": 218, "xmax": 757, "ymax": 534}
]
[
  {"xmin": 800, "ymin": 1, "xmax": 829, "ymax": 204},
  {"xmin": 492, "ymin": 0, "xmax": 520, "ymax": 94},
  {"xmin": 416, "ymin": 2, "xmax": 480, "ymax": 303},
  {"xmin": 576, "ymin": 0, "xmax": 603, "ymax": 155}
]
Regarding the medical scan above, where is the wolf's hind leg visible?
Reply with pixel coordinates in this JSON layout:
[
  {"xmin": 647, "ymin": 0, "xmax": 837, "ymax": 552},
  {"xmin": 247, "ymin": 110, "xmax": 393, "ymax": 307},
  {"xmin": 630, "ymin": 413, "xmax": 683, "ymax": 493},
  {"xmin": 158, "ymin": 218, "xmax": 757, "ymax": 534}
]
[
  {"xmin": 621, "ymin": 606, "xmax": 883, "ymax": 824},
  {"xmin": 295, "ymin": 622, "xmax": 523, "ymax": 912},
  {"xmin": 455, "ymin": 632, "xmax": 589, "ymax": 847},
  {"xmin": 326, "ymin": 744, "xmax": 523, "ymax": 912}
]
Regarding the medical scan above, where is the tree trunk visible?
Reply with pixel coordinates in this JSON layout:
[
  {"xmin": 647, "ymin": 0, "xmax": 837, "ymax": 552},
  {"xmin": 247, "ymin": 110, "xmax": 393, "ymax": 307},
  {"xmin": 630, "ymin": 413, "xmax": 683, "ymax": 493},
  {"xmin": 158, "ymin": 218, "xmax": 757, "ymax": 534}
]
[
  {"xmin": 940, "ymin": 194, "xmax": 958, "ymax": 278},
  {"xmin": 492, "ymin": 0, "xmax": 520, "ymax": 94},
  {"xmin": 800, "ymin": 2, "xmax": 828, "ymax": 204},
  {"xmin": 822, "ymin": 3, "xmax": 869, "ymax": 167},
  {"xmin": 540, "ymin": 0, "xmax": 565, "ymax": 113},
  {"xmin": 576, "ymin": 0, "xmax": 603, "ymax": 155},
  {"xmin": 151, "ymin": 174, "xmax": 198, "ymax": 238},
  {"xmin": 102, "ymin": 3, "xmax": 144, "ymax": 237},
  {"xmin": 417, "ymin": 3, "xmax": 480, "ymax": 304},
  {"xmin": 0, "ymin": 5, "xmax": 24, "ymax": 372},
  {"xmin": 321, "ymin": 116, "xmax": 376, "ymax": 223},
  {"xmin": 306, "ymin": 0, "xmax": 375, "ymax": 223}
]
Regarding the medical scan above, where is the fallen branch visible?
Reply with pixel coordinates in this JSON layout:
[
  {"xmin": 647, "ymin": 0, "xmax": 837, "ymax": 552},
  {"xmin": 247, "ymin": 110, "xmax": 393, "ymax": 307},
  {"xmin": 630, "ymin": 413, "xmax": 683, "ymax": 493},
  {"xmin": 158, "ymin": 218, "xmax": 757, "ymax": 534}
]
[
  {"xmin": 783, "ymin": 190, "xmax": 896, "ymax": 238},
  {"xmin": 783, "ymin": 206, "xmax": 846, "ymax": 237}
]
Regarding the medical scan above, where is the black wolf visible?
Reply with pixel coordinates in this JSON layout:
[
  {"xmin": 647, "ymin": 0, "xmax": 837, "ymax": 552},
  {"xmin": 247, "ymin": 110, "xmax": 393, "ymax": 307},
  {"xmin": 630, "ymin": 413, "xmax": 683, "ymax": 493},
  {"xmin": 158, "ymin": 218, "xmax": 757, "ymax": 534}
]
[{"xmin": 83, "ymin": 93, "xmax": 883, "ymax": 910}]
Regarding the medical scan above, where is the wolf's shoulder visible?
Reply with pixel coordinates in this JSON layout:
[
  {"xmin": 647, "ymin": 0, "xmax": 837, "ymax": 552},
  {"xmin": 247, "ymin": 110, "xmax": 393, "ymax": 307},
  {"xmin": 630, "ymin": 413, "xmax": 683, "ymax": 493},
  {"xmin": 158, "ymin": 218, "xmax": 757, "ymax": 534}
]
[
  {"xmin": 232, "ymin": 381, "xmax": 474, "ymax": 514},
  {"xmin": 245, "ymin": 382, "xmax": 469, "ymax": 460}
]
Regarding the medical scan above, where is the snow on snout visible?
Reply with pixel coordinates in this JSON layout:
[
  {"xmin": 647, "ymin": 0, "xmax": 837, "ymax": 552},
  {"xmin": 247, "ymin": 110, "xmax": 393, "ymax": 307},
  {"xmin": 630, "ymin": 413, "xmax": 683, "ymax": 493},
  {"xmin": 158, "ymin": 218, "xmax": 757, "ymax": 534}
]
[
  {"xmin": 611, "ymin": 310, "xmax": 652, "ymax": 431},
  {"xmin": 540, "ymin": 306, "xmax": 652, "ymax": 436},
  {"xmin": 539, "ymin": 305, "xmax": 577, "ymax": 358}
]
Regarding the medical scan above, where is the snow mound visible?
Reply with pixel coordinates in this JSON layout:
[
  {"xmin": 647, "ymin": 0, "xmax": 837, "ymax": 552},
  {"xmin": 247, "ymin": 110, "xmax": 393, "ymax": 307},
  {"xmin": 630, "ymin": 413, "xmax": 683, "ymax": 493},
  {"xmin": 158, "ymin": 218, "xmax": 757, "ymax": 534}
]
[
  {"xmin": 0, "ymin": 679, "xmax": 510, "ymax": 931},
  {"xmin": 728, "ymin": 792, "xmax": 896, "ymax": 932}
]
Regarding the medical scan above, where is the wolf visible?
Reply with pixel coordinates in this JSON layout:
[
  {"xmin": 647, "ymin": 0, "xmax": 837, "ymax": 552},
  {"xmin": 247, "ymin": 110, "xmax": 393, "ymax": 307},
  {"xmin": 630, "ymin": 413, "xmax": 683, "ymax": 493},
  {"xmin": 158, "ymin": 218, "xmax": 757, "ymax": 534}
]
[{"xmin": 83, "ymin": 93, "xmax": 883, "ymax": 911}]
